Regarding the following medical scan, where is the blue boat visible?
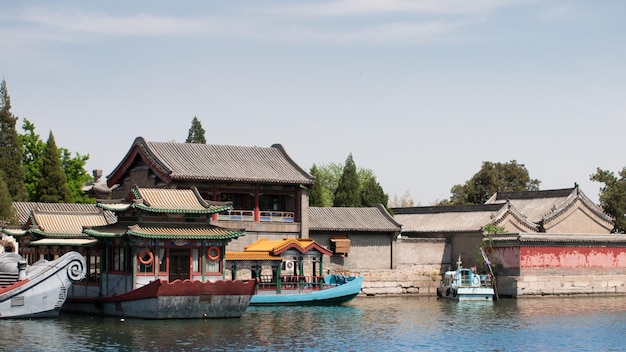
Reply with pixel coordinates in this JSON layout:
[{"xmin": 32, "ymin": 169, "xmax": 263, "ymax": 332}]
[
  {"xmin": 226, "ymin": 238, "xmax": 363, "ymax": 306},
  {"xmin": 250, "ymin": 274, "xmax": 363, "ymax": 306},
  {"xmin": 436, "ymin": 256, "xmax": 495, "ymax": 301}
]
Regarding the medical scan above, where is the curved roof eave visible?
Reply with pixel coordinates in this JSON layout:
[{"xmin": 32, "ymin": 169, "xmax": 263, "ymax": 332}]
[{"xmin": 106, "ymin": 137, "xmax": 172, "ymax": 187}]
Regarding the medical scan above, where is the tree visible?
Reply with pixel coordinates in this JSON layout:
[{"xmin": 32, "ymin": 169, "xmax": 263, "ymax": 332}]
[
  {"xmin": 185, "ymin": 116, "xmax": 206, "ymax": 144},
  {"xmin": 36, "ymin": 131, "xmax": 72, "ymax": 203},
  {"xmin": 590, "ymin": 167, "xmax": 626, "ymax": 232},
  {"xmin": 20, "ymin": 119, "xmax": 93, "ymax": 203},
  {"xmin": 449, "ymin": 160, "xmax": 541, "ymax": 204},
  {"xmin": 0, "ymin": 173, "xmax": 18, "ymax": 225},
  {"xmin": 333, "ymin": 154, "xmax": 361, "ymax": 207},
  {"xmin": 61, "ymin": 148, "xmax": 94, "ymax": 203},
  {"xmin": 309, "ymin": 162, "xmax": 343, "ymax": 207},
  {"xmin": 359, "ymin": 171, "xmax": 388, "ymax": 208},
  {"xmin": 389, "ymin": 190, "xmax": 417, "ymax": 208},
  {"xmin": 0, "ymin": 79, "xmax": 27, "ymax": 201},
  {"xmin": 19, "ymin": 119, "xmax": 45, "ymax": 201}
]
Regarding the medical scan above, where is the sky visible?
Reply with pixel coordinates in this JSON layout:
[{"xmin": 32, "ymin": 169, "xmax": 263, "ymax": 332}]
[{"xmin": 1, "ymin": 1, "xmax": 625, "ymax": 205}]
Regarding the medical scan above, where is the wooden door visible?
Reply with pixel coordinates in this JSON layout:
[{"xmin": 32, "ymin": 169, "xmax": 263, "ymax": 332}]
[{"xmin": 168, "ymin": 249, "xmax": 190, "ymax": 282}]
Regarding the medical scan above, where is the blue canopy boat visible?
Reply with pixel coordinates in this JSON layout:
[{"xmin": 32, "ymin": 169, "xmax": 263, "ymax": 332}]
[
  {"xmin": 226, "ymin": 238, "xmax": 363, "ymax": 306},
  {"xmin": 436, "ymin": 255, "xmax": 495, "ymax": 301}
]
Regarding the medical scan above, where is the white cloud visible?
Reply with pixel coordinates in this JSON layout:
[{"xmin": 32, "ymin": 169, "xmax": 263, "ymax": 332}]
[
  {"xmin": 6, "ymin": 8, "xmax": 231, "ymax": 36},
  {"xmin": 250, "ymin": 0, "xmax": 525, "ymax": 17}
]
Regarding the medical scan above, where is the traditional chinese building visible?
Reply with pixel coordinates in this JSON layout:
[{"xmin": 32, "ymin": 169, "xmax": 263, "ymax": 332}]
[
  {"xmin": 393, "ymin": 185, "xmax": 626, "ymax": 297},
  {"xmin": 105, "ymin": 137, "xmax": 316, "ymax": 248}
]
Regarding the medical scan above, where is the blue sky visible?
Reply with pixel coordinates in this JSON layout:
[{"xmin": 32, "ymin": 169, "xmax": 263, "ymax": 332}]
[{"xmin": 1, "ymin": 1, "xmax": 624, "ymax": 204}]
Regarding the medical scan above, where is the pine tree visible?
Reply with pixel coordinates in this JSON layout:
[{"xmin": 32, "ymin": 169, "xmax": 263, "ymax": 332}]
[
  {"xmin": 361, "ymin": 176, "xmax": 388, "ymax": 208},
  {"xmin": 185, "ymin": 116, "xmax": 206, "ymax": 144},
  {"xmin": 308, "ymin": 165, "xmax": 324, "ymax": 207},
  {"xmin": 333, "ymin": 154, "xmax": 361, "ymax": 207},
  {"xmin": 37, "ymin": 131, "xmax": 72, "ymax": 203},
  {"xmin": 0, "ymin": 79, "xmax": 27, "ymax": 201},
  {"xmin": 0, "ymin": 172, "xmax": 18, "ymax": 225}
]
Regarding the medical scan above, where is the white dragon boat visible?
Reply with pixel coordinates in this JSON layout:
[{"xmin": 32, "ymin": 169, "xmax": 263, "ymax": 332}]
[{"xmin": 0, "ymin": 251, "xmax": 86, "ymax": 318}]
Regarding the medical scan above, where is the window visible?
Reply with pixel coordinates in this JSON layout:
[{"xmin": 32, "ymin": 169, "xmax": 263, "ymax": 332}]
[
  {"xmin": 110, "ymin": 246, "xmax": 126, "ymax": 272},
  {"xmin": 205, "ymin": 247, "xmax": 221, "ymax": 274},
  {"xmin": 158, "ymin": 248, "xmax": 167, "ymax": 273},
  {"xmin": 137, "ymin": 247, "xmax": 155, "ymax": 274}
]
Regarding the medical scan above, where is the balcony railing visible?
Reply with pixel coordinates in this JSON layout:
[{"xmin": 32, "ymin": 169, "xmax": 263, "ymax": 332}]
[{"xmin": 217, "ymin": 210, "xmax": 295, "ymax": 223}]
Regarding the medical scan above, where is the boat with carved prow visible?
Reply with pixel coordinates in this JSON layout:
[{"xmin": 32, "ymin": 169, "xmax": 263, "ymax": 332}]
[
  {"xmin": 0, "ymin": 251, "xmax": 86, "ymax": 318},
  {"xmin": 226, "ymin": 238, "xmax": 362, "ymax": 306},
  {"xmin": 437, "ymin": 256, "xmax": 494, "ymax": 301},
  {"xmin": 62, "ymin": 186, "xmax": 257, "ymax": 319}
]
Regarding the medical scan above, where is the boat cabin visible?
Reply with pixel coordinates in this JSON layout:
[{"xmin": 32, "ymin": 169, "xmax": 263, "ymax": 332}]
[
  {"xmin": 225, "ymin": 238, "xmax": 334, "ymax": 293},
  {"xmin": 77, "ymin": 186, "xmax": 246, "ymax": 298}
]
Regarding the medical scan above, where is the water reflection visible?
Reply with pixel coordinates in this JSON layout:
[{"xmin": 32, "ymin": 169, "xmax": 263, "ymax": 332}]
[{"xmin": 2, "ymin": 296, "xmax": 626, "ymax": 351}]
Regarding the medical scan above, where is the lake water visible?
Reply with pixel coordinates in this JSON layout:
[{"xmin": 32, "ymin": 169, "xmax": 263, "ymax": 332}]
[{"xmin": 2, "ymin": 295, "xmax": 626, "ymax": 351}]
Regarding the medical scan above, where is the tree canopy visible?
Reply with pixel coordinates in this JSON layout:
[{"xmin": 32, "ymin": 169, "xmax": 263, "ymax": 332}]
[
  {"xmin": 0, "ymin": 79, "xmax": 27, "ymax": 201},
  {"xmin": 185, "ymin": 116, "xmax": 206, "ymax": 144},
  {"xmin": 0, "ymin": 173, "xmax": 18, "ymax": 225},
  {"xmin": 309, "ymin": 162, "xmax": 343, "ymax": 207},
  {"xmin": 36, "ymin": 132, "xmax": 73, "ymax": 203},
  {"xmin": 311, "ymin": 155, "xmax": 389, "ymax": 209},
  {"xmin": 590, "ymin": 167, "xmax": 626, "ymax": 232},
  {"xmin": 448, "ymin": 160, "xmax": 541, "ymax": 204},
  {"xmin": 333, "ymin": 154, "xmax": 361, "ymax": 207}
]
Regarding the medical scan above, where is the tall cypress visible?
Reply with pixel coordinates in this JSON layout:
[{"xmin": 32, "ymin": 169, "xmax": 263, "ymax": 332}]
[
  {"xmin": 185, "ymin": 116, "xmax": 206, "ymax": 144},
  {"xmin": 0, "ymin": 172, "xmax": 18, "ymax": 225},
  {"xmin": 333, "ymin": 154, "xmax": 361, "ymax": 207},
  {"xmin": 0, "ymin": 79, "xmax": 26, "ymax": 201},
  {"xmin": 37, "ymin": 131, "xmax": 72, "ymax": 203},
  {"xmin": 361, "ymin": 176, "xmax": 388, "ymax": 208}
]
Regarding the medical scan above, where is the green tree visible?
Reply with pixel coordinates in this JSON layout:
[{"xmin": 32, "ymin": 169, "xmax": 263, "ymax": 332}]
[
  {"xmin": 185, "ymin": 116, "xmax": 206, "ymax": 144},
  {"xmin": 19, "ymin": 119, "xmax": 45, "ymax": 201},
  {"xmin": 0, "ymin": 79, "xmax": 26, "ymax": 201},
  {"xmin": 0, "ymin": 173, "xmax": 18, "ymax": 225},
  {"xmin": 449, "ymin": 160, "xmax": 541, "ymax": 204},
  {"xmin": 360, "ymin": 175, "xmax": 388, "ymax": 208},
  {"xmin": 309, "ymin": 162, "xmax": 343, "ymax": 207},
  {"xmin": 20, "ymin": 119, "xmax": 93, "ymax": 203},
  {"xmin": 308, "ymin": 164, "xmax": 324, "ymax": 207},
  {"xmin": 333, "ymin": 154, "xmax": 361, "ymax": 207},
  {"xmin": 37, "ymin": 131, "xmax": 72, "ymax": 203},
  {"xmin": 590, "ymin": 167, "xmax": 626, "ymax": 232},
  {"xmin": 61, "ymin": 148, "xmax": 94, "ymax": 203}
]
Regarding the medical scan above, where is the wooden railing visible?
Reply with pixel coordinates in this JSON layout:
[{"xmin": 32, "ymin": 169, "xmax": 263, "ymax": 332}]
[
  {"xmin": 217, "ymin": 210, "xmax": 295, "ymax": 223},
  {"xmin": 257, "ymin": 275, "xmax": 326, "ymax": 292}
]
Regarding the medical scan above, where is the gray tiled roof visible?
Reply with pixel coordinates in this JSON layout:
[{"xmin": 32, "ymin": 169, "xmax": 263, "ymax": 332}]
[
  {"xmin": 393, "ymin": 204, "xmax": 503, "ymax": 233},
  {"xmin": 309, "ymin": 205, "xmax": 401, "ymax": 232},
  {"xmin": 12, "ymin": 202, "xmax": 117, "ymax": 226},
  {"xmin": 107, "ymin": 137, "xmax": 315, "ymax": 186},
  {"xmin": 486, "ymin": 186, "xmax": 613, "ymax": 224},
  {"xmin": 486, "ymin": 187, "xmax": 576, "ymax": 222}
]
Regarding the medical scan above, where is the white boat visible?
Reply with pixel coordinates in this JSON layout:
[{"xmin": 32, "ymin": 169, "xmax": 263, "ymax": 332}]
[
  {"xmin": 436, "ymin": 256, "xmax": 495, "ymax": 301},
  {"xmin": 0, "ymin": 251, "xmax": 86, "ymax": 318}
]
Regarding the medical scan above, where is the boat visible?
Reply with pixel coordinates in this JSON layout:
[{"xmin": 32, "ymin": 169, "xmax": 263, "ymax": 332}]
[
  {"xmin": 226, "ymin": 238, "xmax": 363, "ymax": 306},
  {"xmin": 0, "ymin": 251, "xmax": 86, "ymax": 318},
  {"xmin": 55, "ymin": 187, "xmax": 258, "ymax": 319},
  {"xmin": 250, "ymin": 274, "xmax": 363, "ymax": 306},
  {"xmin": 436, "ymin": 256, "xmax": 495, "ymax": 301}
]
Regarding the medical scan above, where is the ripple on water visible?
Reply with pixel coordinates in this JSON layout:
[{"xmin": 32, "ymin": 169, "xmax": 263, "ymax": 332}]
[{"xmin": 3, "ymin": 296, "xmax": 626, "ymax": 351}]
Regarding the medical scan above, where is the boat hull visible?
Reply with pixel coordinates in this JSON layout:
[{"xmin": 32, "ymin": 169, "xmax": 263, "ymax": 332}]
[
  {"xmin": 0, "ymin": 252, "xmax": 86, "ymax": 318},
  {"xmin": 437, "ymin": 286, "xmax": 494, "ymax": 301},
  {"xmin": 250, "ymin": 276, "xmax": 363, "ymax": 306},
  {"xmin": 65, "ymin": 279, "xmax": 257, "ymax": 319}
]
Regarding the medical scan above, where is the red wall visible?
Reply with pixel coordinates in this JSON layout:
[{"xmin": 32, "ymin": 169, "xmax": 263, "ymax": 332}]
[{"xmin": 518, "ymin": 246, "xmax": 626, "ymax": 268}]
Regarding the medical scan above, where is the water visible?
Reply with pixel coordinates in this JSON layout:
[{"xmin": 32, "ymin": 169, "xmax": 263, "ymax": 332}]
[{"xmin": 2, "ymin": 296, "xmax": 626, "ymax": 351}]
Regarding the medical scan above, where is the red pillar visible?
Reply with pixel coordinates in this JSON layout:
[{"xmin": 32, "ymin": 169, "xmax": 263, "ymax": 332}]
[{"xmin": 254, "ymin": 187, "xmax": 260, "ymax": 222}]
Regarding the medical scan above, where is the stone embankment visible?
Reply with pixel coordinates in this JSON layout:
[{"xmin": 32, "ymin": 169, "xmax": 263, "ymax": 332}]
[{"xmin": 345, "ymin": 268, "xmax": 441, "ymax": 297}]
